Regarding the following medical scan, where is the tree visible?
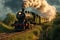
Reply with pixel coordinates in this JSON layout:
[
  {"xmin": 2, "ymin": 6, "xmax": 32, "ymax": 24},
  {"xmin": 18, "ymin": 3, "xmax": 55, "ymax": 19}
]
[
  {"xmin": 3, "ymin": 13, "xmax": 17, "ymax": 26},
  {"xmin": 53, "ymin": 12, "xmax": 60, "ymax": 25},
  {"xmin": 45, "ymin": 12, "xmax": 60, "ymax": 40}
]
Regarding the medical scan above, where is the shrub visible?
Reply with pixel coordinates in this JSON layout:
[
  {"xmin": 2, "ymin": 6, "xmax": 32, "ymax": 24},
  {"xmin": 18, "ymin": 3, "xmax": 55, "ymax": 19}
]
[
  {"xmin": 3, "ymin": 13, "xmax": 17, "ymax": 26},
  {"xmin": 0, "ymin": 22, "xmax": 14, "ymax": 32}
]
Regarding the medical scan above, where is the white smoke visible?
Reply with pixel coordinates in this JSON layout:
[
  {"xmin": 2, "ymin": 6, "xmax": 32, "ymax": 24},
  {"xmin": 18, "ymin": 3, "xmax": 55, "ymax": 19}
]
[
  {"xmin": 39, "ymin": 0, "xmax": 56, "ymax": 22},
  {"xmin": 23, "ymin": 0, "xmax": 42, "ymax": 8},
  {"xmin": 23, "ymin": 0, "xmax": 56, "ymax": 22}
]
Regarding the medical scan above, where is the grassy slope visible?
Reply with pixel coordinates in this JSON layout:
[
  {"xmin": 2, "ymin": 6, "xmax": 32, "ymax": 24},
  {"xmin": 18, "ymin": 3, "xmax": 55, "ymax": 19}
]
[
  {"xmin": 1, "ymin": 25, "xmax": 42, "ymax": 40},
  {"xmin": 0, "ymin": 22, "xmax": 14, "ymax": 32}
]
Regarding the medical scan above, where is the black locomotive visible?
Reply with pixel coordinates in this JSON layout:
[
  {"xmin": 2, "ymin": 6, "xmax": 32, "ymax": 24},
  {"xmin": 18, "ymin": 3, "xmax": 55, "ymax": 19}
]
[
  {"xmin": 13, "ymin": 8, "xmax": 41, "ymax": 31},
  {"xmin": 13, "ymin": 8, "xmax": 32, "ymax": 31}
]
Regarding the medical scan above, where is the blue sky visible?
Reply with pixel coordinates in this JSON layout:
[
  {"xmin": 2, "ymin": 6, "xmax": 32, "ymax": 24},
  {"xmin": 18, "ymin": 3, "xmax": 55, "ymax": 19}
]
[{"xmin": 47, "ymin": 0, "xmax": 60, "ymax": 12}]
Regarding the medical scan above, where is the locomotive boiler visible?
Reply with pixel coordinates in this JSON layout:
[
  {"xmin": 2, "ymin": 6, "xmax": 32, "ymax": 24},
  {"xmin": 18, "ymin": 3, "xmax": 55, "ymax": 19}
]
[
  {"xmin": 13, "ymin": 8, "xmax": 34, "ymax": 31},
  {"xmin": 13, "ymin": 8, "xmax": 41, "ymax": 31}
]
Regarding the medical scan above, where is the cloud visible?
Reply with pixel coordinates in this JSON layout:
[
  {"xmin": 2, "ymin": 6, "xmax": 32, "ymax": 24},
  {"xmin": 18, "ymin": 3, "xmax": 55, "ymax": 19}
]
[
  {"xmin": 4, "ymin": 0, "xmax": 23, "ymax": 12},
  {"xmin": 0, "ymin": 0, "xmax": 13, "ymax": 19},
  {"xmin": 0, "ymin": 0, "xmax": 23, "ymax": 20},
  {"xmin": 23, "ymin": 0, "xmax": 56, "ymax": 22}
]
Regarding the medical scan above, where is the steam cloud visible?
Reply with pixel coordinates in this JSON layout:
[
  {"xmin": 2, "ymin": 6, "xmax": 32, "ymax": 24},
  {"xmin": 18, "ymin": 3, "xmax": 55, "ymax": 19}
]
[
  {"xmin": 0, "ymin": 0, "xmax": 56, "ymax": 21},
  {"xmin": 23, "ymin": 0, "xmax": 56, "ymax": 22}
]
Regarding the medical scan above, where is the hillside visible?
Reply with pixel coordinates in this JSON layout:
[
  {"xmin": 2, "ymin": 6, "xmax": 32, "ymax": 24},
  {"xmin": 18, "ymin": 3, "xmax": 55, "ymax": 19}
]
[
  {"xmin": 0, "ymin": 12, "xmax": 60, "ymax": 40},
  {"xmin": 0, "ymin": 25, "xmax": 42, "ymax": 40}
]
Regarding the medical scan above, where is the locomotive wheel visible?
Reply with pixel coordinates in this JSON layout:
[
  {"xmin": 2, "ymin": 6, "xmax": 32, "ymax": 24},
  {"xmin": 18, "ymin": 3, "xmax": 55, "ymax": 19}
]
[{"xmin": 25, "ymin": 23, "xmax": 30, "ymax": 29}]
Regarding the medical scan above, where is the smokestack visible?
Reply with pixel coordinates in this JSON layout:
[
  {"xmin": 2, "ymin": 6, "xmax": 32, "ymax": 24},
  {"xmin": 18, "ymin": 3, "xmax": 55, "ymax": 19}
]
[{"xmin": 23, "ymin": 0, "xmax": 56, "ymax": 22}]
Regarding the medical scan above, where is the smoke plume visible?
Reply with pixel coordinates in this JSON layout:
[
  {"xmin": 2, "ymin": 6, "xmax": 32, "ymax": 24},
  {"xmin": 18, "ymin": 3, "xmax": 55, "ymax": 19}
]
[{"xmin": 23, "ymin": 0, "xmax": 56, "ymax": 22}]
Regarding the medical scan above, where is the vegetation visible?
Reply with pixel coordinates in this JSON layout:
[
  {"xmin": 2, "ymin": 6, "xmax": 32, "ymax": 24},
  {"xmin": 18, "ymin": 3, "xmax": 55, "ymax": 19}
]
[
  {"xmin": 3, "ymin": 13, "xmax": 17, "ymax": 26},
  {"xmin": 5, "ymin": 26, "xmax": 41, "ymax": 40},
  {"xmin": 0, "ymin": 12, "xmax": 60, "ymax": 40},
  {"xmin": 0, "ymin": 13, "xmax": 16, "ymax": 32},
  {"xmin": 48, "ymin": 12, "xmax": 60, "ymax": 40},
  {"xmin": 0, "ymin": 22, "xmax": 14, "ymax": 32}
]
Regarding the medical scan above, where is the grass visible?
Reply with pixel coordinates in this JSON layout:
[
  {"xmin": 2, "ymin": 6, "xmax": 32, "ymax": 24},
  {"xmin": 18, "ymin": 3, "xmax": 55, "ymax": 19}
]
[
  {"xmin": 0, "ymin": 21, "xmax": 42, "ymax": 40},
  {"xmin": 3, "ymin": 25, "xmax": 42, "ymax": 40},
  {"xmin": 0, "ymin": 22, "xmax": 14, "ymax": 32}
]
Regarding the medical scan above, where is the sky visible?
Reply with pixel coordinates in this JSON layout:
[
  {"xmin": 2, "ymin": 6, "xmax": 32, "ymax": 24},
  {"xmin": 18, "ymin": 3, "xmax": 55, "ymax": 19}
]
[
  {"xmin": 47, "ymin": 0, "xmax": 60, "ymax": 12},
  {"xmin": 0, "ymin": 0, "xmax": 60, "ymax": 19}
]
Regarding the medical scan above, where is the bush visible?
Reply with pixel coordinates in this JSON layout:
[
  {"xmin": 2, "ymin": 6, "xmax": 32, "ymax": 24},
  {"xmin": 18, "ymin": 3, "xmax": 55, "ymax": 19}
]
[
  {"xmin": 3, "ymin": 13, "xmax": 17, "ymax": 26},
  {"xmin": 48, "ymin": 25, "xmax": 60, "ymax": 40},
  {"xmin": 33, "ymin": 29, "xmax": 40, "ymax": 37},
  {"xmin": 0, "ymin": 22, "xmax": 14, "ymax": 32},
  {"xmin": 47, "ymin": 12, "xmax": 60, "ymax": 40},
  {"xmin": 53, "ymin": 12, "xmax": 60, "ymax": 25}
]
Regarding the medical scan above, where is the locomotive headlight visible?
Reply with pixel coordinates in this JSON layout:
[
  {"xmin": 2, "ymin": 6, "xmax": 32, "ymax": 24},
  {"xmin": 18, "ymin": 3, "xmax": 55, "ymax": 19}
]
[{"xmin": 19, "ymin": 12, "xmax": 21, "ymax": 15}]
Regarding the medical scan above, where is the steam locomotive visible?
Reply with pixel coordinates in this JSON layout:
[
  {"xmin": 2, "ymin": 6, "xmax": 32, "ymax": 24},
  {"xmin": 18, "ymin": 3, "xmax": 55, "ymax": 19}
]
[{"xmin": 13, "ymin": 8, "xmax": 41, "ymax": 31}]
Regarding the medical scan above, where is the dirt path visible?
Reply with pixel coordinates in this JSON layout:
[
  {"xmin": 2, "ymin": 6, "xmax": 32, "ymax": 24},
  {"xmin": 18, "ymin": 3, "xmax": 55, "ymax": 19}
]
[
  {"xmin": 0, "ymin": 25, "xmax": 36, "ymax": 40},
  {"xmin": 0, "ymin": 29, "xmax": 32, "ymax": 40}
]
